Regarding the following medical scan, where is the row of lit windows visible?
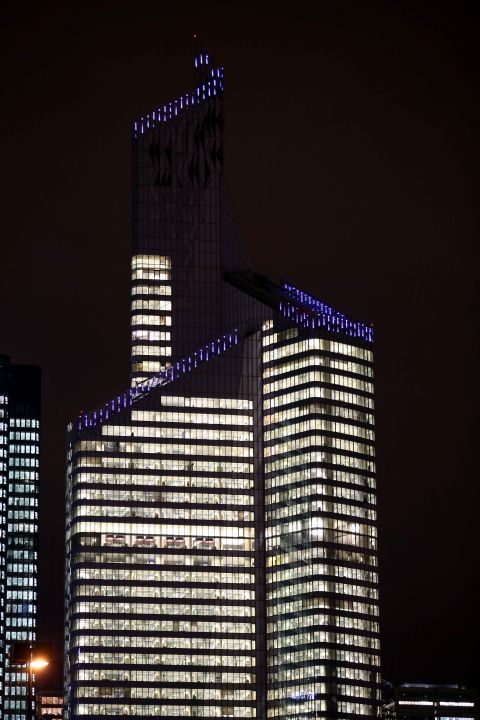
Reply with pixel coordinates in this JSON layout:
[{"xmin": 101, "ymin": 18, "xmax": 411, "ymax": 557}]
[
  {"xmin": 72, "ymin": 624, "xmax": 254, "ymax": 647},
  {"xmin": 132, "ymin": 299, "xmax": 172, "ymax": 311},
  {"xmin": 264, "ymin": 370, "xmax": 373, "ymax": 396},
  {"xmin": 131, "ymin": 268, "xmax": 171, "ymax": 282},
  {"xmin": 5, "ymin": 590, "xmax": 36, "ymax": 601},
  {"xmin": 8, "ymin": 458, "xmax": 39, "ymax": 468},
  {"xmin": 72, "ymin": 599, "xmax": 253, "ymax": 621},
  {"xmin": 267, "ymin": 530, "xmax": 376, "ymax": 553},
  {"xmin": 270, "ymin": 595, "xmax": 379, "ymax": 618},
  {"xmin": 268, "ymin": 701, "xmax": 373, "ymax": 716},
  {"xmin": 72, "ymin": 582, "xmax": 253, "ymax": 608},
  {"xmin": 75, "ymin": 687, "xmax": 255, "ymax": 703},
  {"xmin": 7, "ymin": 552, "xmax": 37, "ymax": 564},
  {"xmin": 339, "ymin": 701, "xmax": 373, "ymax": 715},
  {"xmin": 265, "ymin": 451, "xmax": 374, "ymax": 475},
  {"xmin": 268, "ymin": 646, "xmax": 379, "ymax": 667},
  {"xmin": 72, "ymin": 553, "xmax": 254, "ymax": 584},
  {"xmin": 131, "ymin": 345, "xmax": 172, "ymax": 357},
  {"xmin": 73, "ymin": 656, "xmax": 255, "ymax": 679},
  {"xmin": 78, "ymin": 440, "xmax": 253, "ymax": 459},
  {"xmin": 268, "ymin": 499, "xmax": 376, "ymax": 522},
  {"xmin": 77, "ymin": 641, "xmax": 254, "ymax": 663},
  {"xmin": 5, "ymin": 561, "xmax": 36, "ymax": 574},
  {"xmin": 269, "ymin": 630, "xmax": 380, "ymax": 651},
  {"xmin": 265, "ymin": 515, "xmax": 377, "ymax": 541},
  {"xmin": 9, "ymin": 432, "xmax": 39, "ymax": 442},
  {"xmin": 267, "ymin": 545, "xmax": 376, "ymax": 569},
  {"xmin": 131, "ymin": 284, "xmax": 171, "ymax": 296},
  {"xmin": 132, "ymin": 255, "xmax": 171, "ymax": 270},
  {"xmin": 265, "ymin": 465, "xmax": 375, "ymax": 492},
  {"xmin": 7, "ymin": 582, "xmax": 37, "ymax": 595},
  {"xmin": 5, "ymin": 618, "xmax": 35, "ymax": 627},
  {"xmin": 71, "ymin": 523, "xmax": 251, "ymax": 540},
  {"xmin": 9, "ymin": 419, "xmax": 39, "ymax": 429},
  {"xmin": 8, "ymin": 512, "xmax": 38, "ymax": 524},
  {"xmin": 132, "ymin": 360, "xmax": 169, "ymax": 374},
  {"xmin": 262, "ymin": 335, "xmax": 373, "ymax": 363},
  {"xmin": 278, "ymin": 665, "xmax": 380, "ymax": 684},
  {"xmin": 4, "ymin": 685, "xmax": 28, "ymax": 696},
  {"xmin": 268, "ymin": 614, "xmax": 379, "ymax": 634},
  {"xmin": 265, "ymin": 435, "xmax": 375, "ymax": 459},
  {"xmin": 264, "ymin": 386, "xmax": 374, "ymax": 411},
  {"xmin": 72, "ymin": 505, "xmax": 251, "ymax": 524},
  {"xmin": 7, "ymin": 495, "xmax": 37, "ymax": 506},
  {"xmin": 263, "ymin": 354, "xmax": 373, "ymax": 380},
  {"xmin": 71, "ymin": 610, "xmax": 255, "ymax": 634},
  {"xmin": 132, "ymin": 329, "xmax": 170, "ymax": 342},
  {"xmin": 102, "ymin": 426, "xmax": 253, "ymax": 442},
  {"xmin": 74, "ymin": 488, "xmax": 252, "ymax": 506},
  {"xmin": 268, "ymin": 683, "xmax": 376, "ymax": 700},
  {"xmin": 131, "ymin": 314, "xmax": 171, "ymax": 327},
  {"xmin": 73, "ymin": 572, "xmax": 253, "ymax": 594},
  {"xmin": 148, "ymin": 396, "xmax": 252, "ymax": 411},
  {"xmin": 270, "ymin": 578, "xmax": 378, "ymax": 602},
  {"xmin": 7, "ymin": 523, "xmax": 37, "ymax": 534},
  {"xmin": 268, "ymin": 483, "xmax": 374, "ymax": 508},
  {"xmin": 75, "ymin": 457, "xmax": 253, "ymax": 474},
  {"xmin": 72, "ymin": 545, "xmax": 252, "ymax": 560},
  {"xmin": 74, "ymin": 472, "xmax": 253, "ymax": 490},
  {"xmin": 75, "ymin": 670, "xmax": 254, "ymax": 689},
  {"xmin": 266, "ymin": 419, "xmax": 374, "ymax": 442},
  {"xmin": 268, "ymin": 562, "xmax": 378, "ymax": 585},
  {"xmin": 7, "ymin": 471, "xmax": 38, "ymax": 481},
  {"xmin": 74, "ymin": 702, "xmax": 254, "ymax": 717}
]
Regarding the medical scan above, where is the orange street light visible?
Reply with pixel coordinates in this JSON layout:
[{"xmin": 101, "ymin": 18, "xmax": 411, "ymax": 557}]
[{"xmin": 10, "ymin": 642, "xmax": 52, "ymax": 720}]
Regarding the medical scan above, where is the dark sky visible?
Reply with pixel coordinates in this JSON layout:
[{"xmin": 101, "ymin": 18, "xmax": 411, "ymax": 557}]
[{"xmin": 1, "ymin": 0, "xmax": 479, "ymax": 694}]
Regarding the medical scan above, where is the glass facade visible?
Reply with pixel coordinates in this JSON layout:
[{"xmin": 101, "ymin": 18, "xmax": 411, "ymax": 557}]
[
  {"xmin": 0, "ymin": 355, "xmax": 41, "ymax": 720},
  {"xmin": 263, "ymin": 329, "xmax": 379, "ymax": 719},
  {"xmin": 65, "ymin": 50, "xmax": 381, "ymax": 719}
]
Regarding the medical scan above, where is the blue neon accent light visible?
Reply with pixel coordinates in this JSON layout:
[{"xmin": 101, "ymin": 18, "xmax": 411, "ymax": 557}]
[
  {"xmin": 281, "ymin": 283, "xmax": 374, "ymax": 343},
  {"xmin": 133, "ymin": 59, "xmax": 224, "ymax": 138},
  {"xmin": 74, "ymin": 330, "xmax": 239, "ymax": 433}
]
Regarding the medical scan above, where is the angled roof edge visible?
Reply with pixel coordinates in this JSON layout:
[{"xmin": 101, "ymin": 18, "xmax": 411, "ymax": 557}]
[
  {"xmin": 132, "ymin": 52, "xmax": 224, "ymax": 139},
  {"xmin": 224, "ymin": 272, "xmax": 374, "ymax": 343},
  {"xmin": 68, "ymin": 329, "xmax": 239, "ymax": 436}
]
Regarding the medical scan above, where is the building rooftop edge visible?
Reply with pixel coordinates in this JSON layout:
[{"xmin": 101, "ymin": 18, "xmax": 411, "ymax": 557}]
[{"xmin": 132, "ymin": 52, "xmax": 224, "ymax": 139}]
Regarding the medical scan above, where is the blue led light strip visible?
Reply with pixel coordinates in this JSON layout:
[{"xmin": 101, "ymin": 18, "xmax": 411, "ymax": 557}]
[
  {"xmin": 76, "ymin": 330, "xmax": 239, "ymax": 432},
  {"xmin": 281, "ymin": 283, "xmax": 374, "ymax": 343},
  {"xmin": 132, "ymin": 59, "xmax": 224, "ymax": 138}
]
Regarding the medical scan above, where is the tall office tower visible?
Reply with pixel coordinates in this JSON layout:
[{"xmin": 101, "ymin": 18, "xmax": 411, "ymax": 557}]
[
  {"xmin": 65, "ymin": 51, "xmax": 381, "ymax": 720},
  {"xmin": 0, "ymin": 355, "xmax": 41, "ymax": 720}
]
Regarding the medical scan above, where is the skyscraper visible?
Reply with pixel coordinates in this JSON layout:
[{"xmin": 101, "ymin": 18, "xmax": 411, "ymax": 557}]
[
  {"xmin": 0, "ymin": 355, "xmax": 41, "ymax": 720},
  {"xmin": 65, "ymin": 51, "xmax": 380, "ymax": 720}
]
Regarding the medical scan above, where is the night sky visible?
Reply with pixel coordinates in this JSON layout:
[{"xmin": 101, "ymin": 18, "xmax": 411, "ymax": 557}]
[{"xmin": 1, "ymin": 0, "xmax": 479, "ymax": 694}]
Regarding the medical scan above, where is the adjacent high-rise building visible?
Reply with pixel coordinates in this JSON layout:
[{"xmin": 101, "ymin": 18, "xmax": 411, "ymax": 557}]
[
  {"xmin": 0, "ymin": 355, "xmax": 41, "ymax": 720},
  {"xmin": 65, "ymin": 51, "xmax": 381, "ymax": 719}
]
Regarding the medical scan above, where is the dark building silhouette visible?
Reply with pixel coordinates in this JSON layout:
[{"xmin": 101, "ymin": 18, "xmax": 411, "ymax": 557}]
[
  {"xmin": 0, "ymin": 355, "xmax": 41, "ymax": 720},
  {"xmin": 65, "ymin": 51, "xmax": 380, "ymax": 720},
  {"xmin": 383, "ymin": 684, "xmax": 477, "ymax": 720}
]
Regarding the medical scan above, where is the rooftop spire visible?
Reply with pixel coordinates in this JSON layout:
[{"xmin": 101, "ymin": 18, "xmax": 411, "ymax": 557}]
[{"xmin": 193, "ymin": 34, "xmax": 212, "ymax": 83}]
